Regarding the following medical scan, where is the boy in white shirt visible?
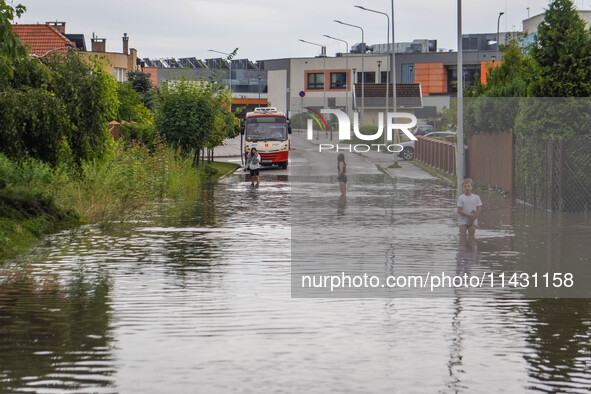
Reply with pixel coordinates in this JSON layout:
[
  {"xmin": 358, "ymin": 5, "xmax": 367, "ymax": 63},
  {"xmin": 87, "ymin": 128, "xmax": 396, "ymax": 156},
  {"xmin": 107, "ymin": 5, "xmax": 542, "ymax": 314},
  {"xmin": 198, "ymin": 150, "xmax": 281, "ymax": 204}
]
[{"xmin": 457, "ymin": 178, "xmax": 482, "ymax": 236}]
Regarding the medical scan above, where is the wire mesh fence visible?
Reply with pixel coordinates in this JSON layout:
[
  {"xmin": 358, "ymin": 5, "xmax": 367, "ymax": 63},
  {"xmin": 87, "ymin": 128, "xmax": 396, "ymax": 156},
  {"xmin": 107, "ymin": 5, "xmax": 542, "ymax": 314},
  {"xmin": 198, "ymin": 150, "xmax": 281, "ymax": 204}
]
[{"xmin": 515, "ymin": 134, "xmax": 591, "ymax": 212}]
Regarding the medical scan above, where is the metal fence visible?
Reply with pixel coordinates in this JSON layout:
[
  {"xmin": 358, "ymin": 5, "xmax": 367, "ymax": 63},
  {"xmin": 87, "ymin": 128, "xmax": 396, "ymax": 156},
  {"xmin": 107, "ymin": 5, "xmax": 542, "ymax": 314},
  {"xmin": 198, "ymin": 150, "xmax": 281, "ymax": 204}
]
[{"xmin": 515, "ymin": 135, "xmax": 591, "ymax": 212}]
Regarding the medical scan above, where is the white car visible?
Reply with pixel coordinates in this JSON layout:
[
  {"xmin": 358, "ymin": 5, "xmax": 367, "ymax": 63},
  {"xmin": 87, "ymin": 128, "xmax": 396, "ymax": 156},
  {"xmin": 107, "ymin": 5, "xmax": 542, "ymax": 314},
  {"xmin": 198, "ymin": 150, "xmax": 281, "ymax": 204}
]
[{"xmin": 398, "ymin": 131, "xmax": 457, "ymax": 160}]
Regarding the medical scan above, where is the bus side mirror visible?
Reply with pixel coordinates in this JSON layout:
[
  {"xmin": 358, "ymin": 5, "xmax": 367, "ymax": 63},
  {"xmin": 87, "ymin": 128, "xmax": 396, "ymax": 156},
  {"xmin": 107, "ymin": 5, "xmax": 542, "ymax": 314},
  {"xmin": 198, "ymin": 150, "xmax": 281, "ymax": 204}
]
[
  {"xmin": 240, "ymin": 123, "xmax": 245, "ymax": 135},
  {"xmin": 288, "ymin": 123, "xmax": 292, "ymax": 134}
]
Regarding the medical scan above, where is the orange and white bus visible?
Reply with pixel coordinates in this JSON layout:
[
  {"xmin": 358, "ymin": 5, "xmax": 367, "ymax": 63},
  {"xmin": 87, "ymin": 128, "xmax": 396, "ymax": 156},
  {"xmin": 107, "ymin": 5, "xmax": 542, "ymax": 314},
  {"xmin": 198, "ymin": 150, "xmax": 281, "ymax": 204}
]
[{"xmin": 241, "ymin": 107, "xmax": 291, "ymax": 169}]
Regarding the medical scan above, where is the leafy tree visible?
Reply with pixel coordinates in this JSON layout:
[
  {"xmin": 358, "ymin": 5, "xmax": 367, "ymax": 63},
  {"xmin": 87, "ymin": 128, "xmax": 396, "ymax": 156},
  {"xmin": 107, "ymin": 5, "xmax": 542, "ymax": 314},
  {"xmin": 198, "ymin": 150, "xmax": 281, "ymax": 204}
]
[
  {"xmin": 0, "ymin": 88, "xmax": 72, "ymax": 165},
  {"xmin": 47, "ymin": 53, "xmax": 119, "ymax": 164},
  {"xmin": 468, "ymin": 38, "xmax": 534, "ymax": 98},
  {"xmin": 156, "ymin": 77, "xmax": 217, "ymax": 161},
  {"xmin": 127, "ymin": 70, "xmax": 155, "ymax": 110},
  {"xmin": 0, "ymin": 0, "xmax": 27, "ymax": 78},
  {"xmin": 127, "ymin": 70, "xmax": 152, "ymax": 93},
  {"xmin": 116, "ymin": 82, "xmax": 154, "ymax": 124},
  {"xmin": 155, "ymin": 75, "xmax": 238, "ymax": 165},
  {"xmin": 439, "ymin": 100, "xmax": 457, "ymax": 131},
  {"xmin": 530, "ymin": 0, "xmax": 591, "ymax": 97}
]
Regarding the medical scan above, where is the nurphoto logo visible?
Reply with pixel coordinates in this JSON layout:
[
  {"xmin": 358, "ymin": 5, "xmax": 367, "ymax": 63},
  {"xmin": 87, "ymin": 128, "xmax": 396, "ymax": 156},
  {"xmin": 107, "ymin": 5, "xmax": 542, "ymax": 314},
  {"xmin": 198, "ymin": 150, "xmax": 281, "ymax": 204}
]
[{"xmin": 306, "ymin": 109, "xmax": 418, "ymax": 153}]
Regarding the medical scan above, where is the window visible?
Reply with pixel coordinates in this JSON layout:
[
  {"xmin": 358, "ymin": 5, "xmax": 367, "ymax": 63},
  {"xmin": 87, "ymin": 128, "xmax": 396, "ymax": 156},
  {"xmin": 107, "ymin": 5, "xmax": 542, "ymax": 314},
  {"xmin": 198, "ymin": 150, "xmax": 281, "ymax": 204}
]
[
  {"xmin": 307, "ymin": 73, "xmax": 324, "ymax": 89},
  {"xmin": 357, "ymin": 72, "xmax": 375, "ymax": 83},
  {"xmin": 330, "ymin": 72, "xmax": 347, "ymax": 89},
  {"xmin": 114, "ymin": 67, "xmax": 127, "ymax": 82},
  {"xmin": 401, "ymin": 64, "xmax": 414, "ymax": 83}
]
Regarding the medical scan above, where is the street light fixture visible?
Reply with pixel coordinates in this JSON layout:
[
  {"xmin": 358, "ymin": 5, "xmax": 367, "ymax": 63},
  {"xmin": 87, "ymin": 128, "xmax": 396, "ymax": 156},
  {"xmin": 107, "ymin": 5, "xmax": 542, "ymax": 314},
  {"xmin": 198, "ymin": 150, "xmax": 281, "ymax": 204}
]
[
  {"xmin": 208, "ymin": 49, "xmax": 233, "ymax": 92},
  {"xmin": 354, "ymin": 5, "xmax": 392, "ymax": 143},
  {"xmin": 497, "ymin": 12, "xmax": 505, "ymax": 62},
  {"xmin": 323, "ymin": 34, "xmax": 350, "ymax": 119},
  {"xmin": 334, "ymin": 20, "xmax": 365, "ymax": 126},
  {"xmin": 299, "ymin": 39, "xmax": 327, "ymax": 139}
]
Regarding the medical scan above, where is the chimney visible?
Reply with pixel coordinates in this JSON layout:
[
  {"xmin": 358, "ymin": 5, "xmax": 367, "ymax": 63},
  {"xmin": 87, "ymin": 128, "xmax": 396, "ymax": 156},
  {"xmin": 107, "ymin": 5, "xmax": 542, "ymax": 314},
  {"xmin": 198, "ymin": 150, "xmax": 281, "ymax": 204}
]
[
  {"xmin": 46, "ymin": 21, "xmax": 66, "ymax": 34},
  {"xmin": 123, "ymin": 33, "xmax": 129, "ymax": 55},
  {"xmin": 91, "ymin": 33, "xmax": 106, "ymax": 53}
]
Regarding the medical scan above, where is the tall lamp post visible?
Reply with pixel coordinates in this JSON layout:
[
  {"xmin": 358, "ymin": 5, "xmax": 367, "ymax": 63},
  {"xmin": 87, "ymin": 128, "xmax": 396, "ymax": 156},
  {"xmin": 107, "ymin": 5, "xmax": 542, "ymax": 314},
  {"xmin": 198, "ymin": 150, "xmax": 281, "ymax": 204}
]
[
  {"xmin": 208, "ymin": 49, "xmax": 233, "ymax": 92},
  {"xmin": 354, "ymin": 6, "xmax": 391, "ymax": 145},
  {"xmin": 258, "ymin": 75, "xmax": 262, "ymax": 107},
  {"xmin": 457, "ymin": 0, "xmax": 465, "ymax": 194},
  {"xmin": 390, "ymin": 0, "xmax": 398, "ymax": 161},
  {"xmin": 497, "ymin": 12, "xmax": 504, "ymax": 62},
  {"xmin": 323, "ymin": 34, "xmax": 350, "ymax": 118},
  {"xmin": 335, "ymin": 20, "xmax": 365, "ymax": 126},
  {"xmin": 299, "ymin": 39, "xmax": 327, "ymax": 139},
  {"xmin": 352, "ymin": 68, "xmax": 357, "ymax": 112}
]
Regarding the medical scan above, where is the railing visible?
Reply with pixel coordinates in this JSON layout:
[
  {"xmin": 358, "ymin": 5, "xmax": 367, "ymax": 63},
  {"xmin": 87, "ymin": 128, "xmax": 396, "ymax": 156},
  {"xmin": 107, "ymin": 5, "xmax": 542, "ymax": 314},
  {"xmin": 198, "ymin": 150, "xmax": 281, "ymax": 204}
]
[{"xmin": 414, "ymin": 135, "xmax": 458, "ymax": 175}]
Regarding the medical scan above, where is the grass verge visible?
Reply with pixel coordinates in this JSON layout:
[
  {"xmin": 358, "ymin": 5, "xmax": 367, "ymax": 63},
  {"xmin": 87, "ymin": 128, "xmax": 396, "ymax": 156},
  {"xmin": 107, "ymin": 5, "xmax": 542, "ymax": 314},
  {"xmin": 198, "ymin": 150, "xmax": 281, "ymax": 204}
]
[
  {"xmin": 0, "ymin": 145, "xmax": 240, "ymax": 260},
  {"xmin": 411, "ymin": 160, "xmax": 456, "ymax": 185},
  {"xmin": 0, "ymin": 189, "xmax": 79, "ymax": 259}
]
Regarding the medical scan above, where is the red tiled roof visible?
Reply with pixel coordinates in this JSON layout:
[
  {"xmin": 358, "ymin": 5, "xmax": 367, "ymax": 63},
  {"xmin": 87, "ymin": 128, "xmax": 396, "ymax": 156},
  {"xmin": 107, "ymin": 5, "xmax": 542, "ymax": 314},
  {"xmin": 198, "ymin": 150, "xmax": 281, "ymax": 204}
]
[{"xmin": 11, "ymin": 24, "xmax": 73, "ymax": 57}]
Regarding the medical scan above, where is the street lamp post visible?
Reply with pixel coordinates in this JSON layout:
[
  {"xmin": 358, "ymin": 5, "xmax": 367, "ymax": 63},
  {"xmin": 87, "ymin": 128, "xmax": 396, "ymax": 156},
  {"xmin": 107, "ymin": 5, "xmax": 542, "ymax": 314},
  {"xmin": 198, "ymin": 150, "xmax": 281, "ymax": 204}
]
[
  {"xmin": 457, "ymin": 0, "xmax": 465, "ymax": 194},
  {"xmin": 335, "ymin": 20, "xmax": 365, "ymax": 126},
  {"xmin": 323, "ymin": 35, "xmax": 350, "ymax": 119},
  {"xmin": 208, "ymin": 49, "xmax": 233, "ymax": 92},
  {"xmin": 299, "ymin": 39, "xmax": 327, "ymax": 139},
  {"xmin": 497, "ymin": 12, "xmax": 505, "ymax": 62},
  {"xmin": 352, "ymin": 68, "xmax": 357, "ymax": 111},
  {"xmin": 354, "ymin": 6, "xmax": 391, "ymax": 145},
  {"xmin": 391, "ymin": 0, "xmax": 398, "ymax": 161},
  {"xmin": 258, "ymin": 75, "xmax": 262, "ymax": 107}
]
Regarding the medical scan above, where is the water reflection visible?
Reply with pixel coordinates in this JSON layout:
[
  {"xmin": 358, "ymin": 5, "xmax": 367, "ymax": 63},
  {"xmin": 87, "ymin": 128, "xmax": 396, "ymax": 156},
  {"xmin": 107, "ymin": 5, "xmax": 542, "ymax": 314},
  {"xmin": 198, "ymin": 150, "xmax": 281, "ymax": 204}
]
[
  {"xmin": 0, "ymin": 170, "xmax": 590, "ymax": 392},
  {"xmin": 0, "ymin": 266, "xmax": 114, "ymax": 392},
  {"xmin": 337, "ymin": 195, "xmax": 347, "ymax": 216},
  {"xmin": 456, "ymin": 236, "xmax": 479, "ymax": 274},
  {"xmin": 524, "ymin": 299, "xmax": 591, "ymax": 392}
]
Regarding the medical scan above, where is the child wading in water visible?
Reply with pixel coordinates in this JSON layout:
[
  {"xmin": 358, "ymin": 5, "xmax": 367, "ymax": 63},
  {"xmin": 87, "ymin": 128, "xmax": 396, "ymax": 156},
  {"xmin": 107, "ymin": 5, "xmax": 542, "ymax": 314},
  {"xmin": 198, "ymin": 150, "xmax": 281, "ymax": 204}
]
[
  {"xmin": 457, "ymin": 178, "xmax": 482, "ymax": 236},
  {"xmin": 337, "ymin": 153, "xmax": 347, "ymax": 196},
  {"xmin": 246, "ymin": 147, "xmax": 261, "ymax": 187}
]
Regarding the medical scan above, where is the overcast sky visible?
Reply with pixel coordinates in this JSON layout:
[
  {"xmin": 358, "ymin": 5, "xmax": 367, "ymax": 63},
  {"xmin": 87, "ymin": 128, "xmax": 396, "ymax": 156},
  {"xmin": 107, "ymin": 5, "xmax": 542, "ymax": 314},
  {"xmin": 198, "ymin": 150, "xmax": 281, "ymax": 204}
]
[{"xmin": 14, "ymin": 0, "xmax": 585, "ymax": 61}]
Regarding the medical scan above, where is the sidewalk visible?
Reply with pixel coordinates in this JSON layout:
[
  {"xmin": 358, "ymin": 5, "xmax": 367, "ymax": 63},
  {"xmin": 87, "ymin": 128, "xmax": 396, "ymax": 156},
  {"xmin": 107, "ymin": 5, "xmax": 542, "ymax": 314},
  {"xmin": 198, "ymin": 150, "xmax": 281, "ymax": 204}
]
[
  {"xmin": 293, "ymin": 130, "xmax": 435, "ymax": 180},
  {"xmin": 214, "ymin": 136, "xmax": 242, "ymax": 158}
]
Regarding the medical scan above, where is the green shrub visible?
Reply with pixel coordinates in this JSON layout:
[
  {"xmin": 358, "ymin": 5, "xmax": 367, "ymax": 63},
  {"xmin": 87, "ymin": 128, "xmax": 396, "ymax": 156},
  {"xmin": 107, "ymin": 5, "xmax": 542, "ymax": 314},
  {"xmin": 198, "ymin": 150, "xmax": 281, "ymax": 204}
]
[{"xmin": 120, "ymin": 122, "xmax": 159, "ymax": 150}]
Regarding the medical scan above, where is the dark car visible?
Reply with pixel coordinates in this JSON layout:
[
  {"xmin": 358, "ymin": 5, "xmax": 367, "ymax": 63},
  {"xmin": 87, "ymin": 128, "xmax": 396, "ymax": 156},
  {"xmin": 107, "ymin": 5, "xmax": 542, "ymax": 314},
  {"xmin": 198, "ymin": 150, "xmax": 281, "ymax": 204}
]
[
  {"xmin": 398, "ymin": 131, "xmax": 457, "ymax": 160},
  {"xmin": 414, "ymin": 125, "xmax": 434, "ymax": 136}
]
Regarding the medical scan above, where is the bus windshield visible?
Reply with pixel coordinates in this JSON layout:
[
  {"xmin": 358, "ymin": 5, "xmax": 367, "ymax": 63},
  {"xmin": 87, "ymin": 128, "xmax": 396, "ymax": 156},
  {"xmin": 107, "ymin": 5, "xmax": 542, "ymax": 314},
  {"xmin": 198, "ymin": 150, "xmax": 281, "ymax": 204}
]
[{"xmin": 245, "ymin": 116, "xmax": 288, "ymax": 141}]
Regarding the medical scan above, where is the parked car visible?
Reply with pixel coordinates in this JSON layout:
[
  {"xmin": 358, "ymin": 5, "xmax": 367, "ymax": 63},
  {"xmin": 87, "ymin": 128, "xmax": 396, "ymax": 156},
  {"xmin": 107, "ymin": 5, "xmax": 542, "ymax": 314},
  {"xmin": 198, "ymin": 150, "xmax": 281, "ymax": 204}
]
[
  {"xmin": 398, "ymin": 131, "xmax": 457, "ymax": 161},
  {"xmin": 414, "ymin": 125, "xmax": 434, "ymax": 136}
]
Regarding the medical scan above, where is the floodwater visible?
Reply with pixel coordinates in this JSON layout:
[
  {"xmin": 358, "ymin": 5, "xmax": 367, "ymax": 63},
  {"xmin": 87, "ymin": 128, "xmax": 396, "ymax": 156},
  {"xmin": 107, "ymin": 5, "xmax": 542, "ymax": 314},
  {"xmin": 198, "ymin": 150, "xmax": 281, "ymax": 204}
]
[{"xmin": 1, "ymin": 171, "xmax": 590, "ymax": 393}]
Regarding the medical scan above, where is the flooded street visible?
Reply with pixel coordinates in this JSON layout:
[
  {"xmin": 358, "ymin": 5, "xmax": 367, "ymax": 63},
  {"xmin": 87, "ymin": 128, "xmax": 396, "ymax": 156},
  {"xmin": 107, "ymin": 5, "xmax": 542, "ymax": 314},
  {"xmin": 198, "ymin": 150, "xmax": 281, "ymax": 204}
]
[{"xmin": 1, "ymin": 153, "xmax": 591, "ymax": 392}]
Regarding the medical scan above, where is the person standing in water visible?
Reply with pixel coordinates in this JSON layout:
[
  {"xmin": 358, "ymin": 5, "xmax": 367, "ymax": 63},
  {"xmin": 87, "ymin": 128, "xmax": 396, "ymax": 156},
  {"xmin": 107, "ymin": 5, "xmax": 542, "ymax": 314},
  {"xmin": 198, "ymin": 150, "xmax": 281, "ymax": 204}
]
[
  {"xmin": 246, "ymin": 147, "xmax": 261, "ymax": 187},
  {"xmin": 457, "ymin": 178, "xmax": 482, "ymax": 236},
  {"xmin": 337, "ymin": 153, "xmax": 347, "ymax": 197}
]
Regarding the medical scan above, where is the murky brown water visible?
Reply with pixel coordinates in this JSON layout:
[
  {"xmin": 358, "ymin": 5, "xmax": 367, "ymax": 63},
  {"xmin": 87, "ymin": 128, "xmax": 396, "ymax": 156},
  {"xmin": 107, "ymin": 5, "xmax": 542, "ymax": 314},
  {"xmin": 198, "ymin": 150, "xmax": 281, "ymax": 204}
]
[{"xmin": 1, "ymin": 173, "xmax": 590, "ymax": 393}]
